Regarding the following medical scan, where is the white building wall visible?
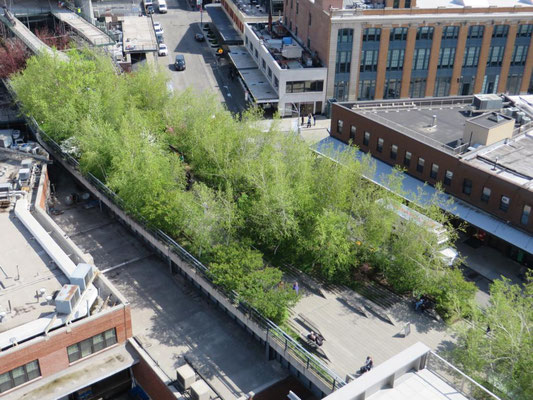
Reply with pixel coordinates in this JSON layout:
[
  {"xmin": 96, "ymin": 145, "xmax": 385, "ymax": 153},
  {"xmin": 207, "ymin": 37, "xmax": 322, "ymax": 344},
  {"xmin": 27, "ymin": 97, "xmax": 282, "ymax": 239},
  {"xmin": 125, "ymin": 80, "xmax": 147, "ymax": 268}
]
[{"xmin": 243, "ymin": 24, "xmax": 327, "ymax": 116}]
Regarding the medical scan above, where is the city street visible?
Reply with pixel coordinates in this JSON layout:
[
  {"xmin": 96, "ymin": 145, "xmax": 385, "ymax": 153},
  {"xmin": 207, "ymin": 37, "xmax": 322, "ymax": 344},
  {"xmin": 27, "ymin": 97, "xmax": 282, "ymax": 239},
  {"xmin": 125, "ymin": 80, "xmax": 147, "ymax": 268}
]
[{"xmin": 152, "ymin": 0, "xmax": 248, "ymax": 113}]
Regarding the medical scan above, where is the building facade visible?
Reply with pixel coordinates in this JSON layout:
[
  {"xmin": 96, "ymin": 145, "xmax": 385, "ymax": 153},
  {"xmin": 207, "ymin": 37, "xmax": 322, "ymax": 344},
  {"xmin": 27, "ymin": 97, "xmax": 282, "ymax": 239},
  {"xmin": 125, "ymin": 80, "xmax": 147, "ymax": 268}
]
[
  {"xmin": 329, "ymin": 95, "xmax": 533, "ymax": 262},
  {"xmin": 284, "ymin": 0, "xmax": 533, "ymax": 103}
]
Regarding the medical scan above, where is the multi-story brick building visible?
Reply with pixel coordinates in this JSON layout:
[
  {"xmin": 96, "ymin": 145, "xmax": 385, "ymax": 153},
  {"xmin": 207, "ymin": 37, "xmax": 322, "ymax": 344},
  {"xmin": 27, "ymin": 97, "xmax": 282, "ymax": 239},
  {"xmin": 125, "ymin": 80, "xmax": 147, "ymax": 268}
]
[
  {"xmin": 284, "ymin": 0, "xmax": 533, "ymax": 104},
  {"xmin": 327, "ymin": 94, "xmax": 533, "ymax": 264}
]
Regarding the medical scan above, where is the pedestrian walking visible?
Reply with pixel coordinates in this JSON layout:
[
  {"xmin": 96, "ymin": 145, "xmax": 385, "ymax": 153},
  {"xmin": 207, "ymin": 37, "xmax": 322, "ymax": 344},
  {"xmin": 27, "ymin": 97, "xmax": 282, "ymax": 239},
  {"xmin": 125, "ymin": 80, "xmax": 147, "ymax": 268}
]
[
  {"xmin": 307, "ymin": 114, "xmax": 312, "ymax": 128},
  {"xmin": 292, "ymin": 281, "xmax": 299, "ymax": 295},
  {"xmin": 301, "ymin": 115, "xmax": 304, "ymax": 126},
  {"xmin": 313, "ymin": 114, "xmax": 316, "ymax": 126}
]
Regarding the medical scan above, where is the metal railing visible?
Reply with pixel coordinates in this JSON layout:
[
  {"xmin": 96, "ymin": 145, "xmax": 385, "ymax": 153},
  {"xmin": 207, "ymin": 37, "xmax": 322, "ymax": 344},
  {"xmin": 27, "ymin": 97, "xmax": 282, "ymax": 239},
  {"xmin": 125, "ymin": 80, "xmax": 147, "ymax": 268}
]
[
  {"xmin": 427, "ymin": 352, "xmax": 502, "ymax": 400},
  {"xmin": 4, "ymin": 79, "xmax": 345, "ymax": 392}
]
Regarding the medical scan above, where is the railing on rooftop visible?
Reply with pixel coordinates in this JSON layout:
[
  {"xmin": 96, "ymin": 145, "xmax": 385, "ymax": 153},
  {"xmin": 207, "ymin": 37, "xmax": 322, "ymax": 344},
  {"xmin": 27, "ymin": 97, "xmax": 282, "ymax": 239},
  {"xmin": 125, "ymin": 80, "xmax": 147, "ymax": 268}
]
[
  {"xmin": 426, "ymin": 352, "xmax": 502, "ymax": 400},
  {"xmin": 3, "ymin": 79, "xmax": 345, "ymax": 393}
]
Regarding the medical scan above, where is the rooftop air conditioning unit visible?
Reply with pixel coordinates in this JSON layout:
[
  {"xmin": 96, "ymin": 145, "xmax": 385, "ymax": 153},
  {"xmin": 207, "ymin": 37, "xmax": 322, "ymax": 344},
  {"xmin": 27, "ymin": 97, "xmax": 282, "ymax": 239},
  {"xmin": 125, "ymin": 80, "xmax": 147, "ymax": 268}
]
[
  {"xmin": 473, "ymin": 94, "xmax": 502, "ymax": 110},
  {"xmin": 176, "ymin": 364, "xmax": 196, "ymax": 390},
  {"xmin": 55, "ymin": 284, "xmax": 81, "ymax": 315},
  {"xmin": 70, "ymin": 263, "xmax": 97, "ymax": 292},
  {"xmin": 21, "ymin": 159, "xmax": 33, "ymax": 170},
  {"xmin": 190, "ymin": 380, "xmax": 210, "ymax": 400},
  {"xmin": 18, "ymin": 168, "xmax": 30, "ymax": 181}
]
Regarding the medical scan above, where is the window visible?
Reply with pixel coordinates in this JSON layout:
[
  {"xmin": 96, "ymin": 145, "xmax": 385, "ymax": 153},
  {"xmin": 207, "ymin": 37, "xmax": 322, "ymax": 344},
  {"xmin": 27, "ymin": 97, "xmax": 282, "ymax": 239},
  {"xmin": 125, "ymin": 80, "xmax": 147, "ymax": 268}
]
[
  {"xmin": 416, "ymin": 27, "xmax": 434, "ymax": 41},
  {"xmin": 338, "ymin": 28, "xmax": 354, "ymax": 43},
  {"xmin": 468, "ymin": 25, "xmax": 484, "ymax": 39},
  {"xmin": 404, "ymin": 0, "xmax": 411, "ymax": 7},
  {"xmin": 442, "ymin": 26, "xmax": 459, "ymax": 39},
  {"xmin": 416, "ymin": 157, "xmax": 425, "ymax": 173},
  {"xmin": 254, "ymin": 49, "xmax": 258, "ymax": 59},
  {"xmin": 334, "ymin": 80, "xmax": 348, "ymax": 101},
  {"xmin": 430, "ymin": 163, "xmax": 439, "ymax": 179},
  {"xmin": 500, "ymin": 196, "xmax": 510, "ymax": 211},
  {"xmin": 358, "ymin": 80, "xmax": 376, "ymax": 100},
  {"xmin": 481, "ymin": 186, "xmax": 491, "ymax": 202},
  {"xmin": 262, "ymin": 59, "xmax": 266, "ymax": 70},
  {"xmin": 295, "ymin": 26, "xmax": 298, "ymax": 37},
  {"xmin": 434, "ymin": 77, "xmax": 451, "ymax": 97},
  {"xmin": 511, "ymin": 45, "xmax": 528, "ymax": 66},
  {"xmin": 413, "ymin": 48, "xmax": 430, "ymax": 70},
  {"xmin": 291, "ymin": 0, "xmax": 293, "ymax": 8},
  {"xmin": 337, "ymin": 119, "xmax": 343, "ymax": 134},
  {"xmin": 67, "ymin": 328, "xmax": 118, "ymax": 363},
  {"xmin": 444, "ymin": 170, "xmax": 453, "ymax": 186},
  {"xmin": 296, "ymin": 1, "xmax": 298, "ymax": 14},
  {"xmin": 285, "ymin": 80, "xmax": 323, "ymax": 93},
  {"xmin": 336, "ymin": 51, "xmax": 352, "ymax": 73},
  {"xmin": 377, "ymin": 138, "xmax": 384, "ymax": 153},
  {"xmin": 363, "ymin": 28, "xmax": 381, "ymax": 41},
  {"xmin": 386, "ymin": 49, "xmax": 405, "ymax": 71},
  {"xmin": 350, "ymin": 125, "xmax": 356, "ymax": 140},
  {"xmin": 249, "ymin": 42, "xmax": 253, "ymax": 51},
  {"xmin": 522, "ymin": 205, "xmax": 531, "ymax": 225},
  {"xmin": 463, "ymin": 46, "xmax": 480, "ymax": 67},
  {"xmin": 0, "ymin": 361, "xmax": 41, "ymax": 393},
  {"xmin": 404, "ymin": 151, "xmax": 411, "ymax": 167},
  {"xmin": 363, "ymin": 131, "xmax": 370, "ymax": 146},
  {"xmin": 360, "ymin": 50, "xmax": 379, "ymax": 72},
  {"xmin": 267, "ymin": 67, "xmax": 272, "ymax": 79},
  {"xmin": 487, "ymin": 46, "xmax": 504, "ymax": 67},
  {"xmin": 390, "ymin": 144, "xmax": 398, "ymax": 160},
  {"xmin": 393, "ymin": 0, "xmax": 399, "ymax": 7},
  {"xmin": 245, "ymin": 36, "xmax": 249, "ymax": 45},
  {"xmin": 409, "ymin": 78, "xmax": 426, "ymax": 98},
  {"xmin": 390, "ymin": 27, "xmax": 408, "ymax": 41},
  {"xmin": 274, "ymin": 76, "xmax": 279, "ymax": 88},
  {"xmin": 517, "ymin": 24, "xmax": 533, "ymax": 38},
  {"xmin": 308, "ymin": 12, "xmax": 311, "ymax": 26},
  {"xmin": 492, "ymin": 25, "xmax": 509, "ymax": 38},
  {"xmin": 463, "ymin": 179, "xmax": 472, "ymax": 195},
  {"xmin": 307, "ymin": 37, "xmax": 311, "ymax": 48},
  {"xmin": 438, "ymin": 47, "xmax": 456, "ymax": 69},
  {"xmin": 384, "ymin": 79, "xmax": 401, "ymax": 99}
]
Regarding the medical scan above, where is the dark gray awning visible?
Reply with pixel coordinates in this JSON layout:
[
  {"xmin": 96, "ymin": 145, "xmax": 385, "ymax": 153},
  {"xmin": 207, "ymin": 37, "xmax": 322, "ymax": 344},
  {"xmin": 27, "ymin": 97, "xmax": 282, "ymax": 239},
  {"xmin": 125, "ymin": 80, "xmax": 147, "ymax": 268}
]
[{"xmin": 205, "ymin": 4, "xmax": 243, "ymax": 45}]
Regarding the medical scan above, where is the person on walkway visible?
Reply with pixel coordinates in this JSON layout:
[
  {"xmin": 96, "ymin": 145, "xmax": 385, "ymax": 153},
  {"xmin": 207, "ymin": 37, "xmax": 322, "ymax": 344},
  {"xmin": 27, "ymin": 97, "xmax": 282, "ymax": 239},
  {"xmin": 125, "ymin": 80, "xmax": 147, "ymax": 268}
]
[
  {"xmin": 360, "ymin": 356, "xmax": 373, "ymax": 373},
  {"xmin": 315, "ymin": 334, "xmax": 324, "ymax": 347},
  {"xmin": 301, "ymin": 115, "xmax": 304, "ymax": 126},
  {"xmin": 307, "ymin": 114, "xmax": 312, "ymax": 128},
  {"xmin": 292, "ymin": 281, "xmax": 299, "ymax": 295},
  {"xmin": 313, "ymin": 114, "xmax": 316, "ymax": 126},
  {"xmin": 307, "ymin": 331, "xmax": 317, "ymax": 342}
]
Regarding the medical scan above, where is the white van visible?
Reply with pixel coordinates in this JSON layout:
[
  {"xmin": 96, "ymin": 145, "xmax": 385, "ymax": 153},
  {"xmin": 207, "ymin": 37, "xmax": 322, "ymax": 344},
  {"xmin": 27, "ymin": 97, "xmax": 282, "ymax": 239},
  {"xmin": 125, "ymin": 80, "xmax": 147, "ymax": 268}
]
[{"xmin": 158, "ymin": 0, "xmax": 168, "ymax": 13}]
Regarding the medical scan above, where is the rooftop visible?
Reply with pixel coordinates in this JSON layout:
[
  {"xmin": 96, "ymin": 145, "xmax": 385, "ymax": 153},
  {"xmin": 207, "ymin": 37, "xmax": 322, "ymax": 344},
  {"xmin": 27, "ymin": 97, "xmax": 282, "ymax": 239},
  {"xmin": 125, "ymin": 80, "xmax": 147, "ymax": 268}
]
[
  {"xmin": 466, "ymin": 132, "xmax": 533, "ymax": 188},
  {"xmin": 415, "ymin": 0, "xmax": 532, "ymax": 9},
  {"xmin": 121, "ymin": 15, "xmax": 157, "ymax": 53},
  {"xmin": 338, "ymin": 96, "xmax": 533, "ymax": 156},
  {"xmin": 249, "ymin": 22, "xmax": 324, "ymax": 69},
  {"xmin": 230, "ymin": 0, "xmax": 269, "ymax": 17}
]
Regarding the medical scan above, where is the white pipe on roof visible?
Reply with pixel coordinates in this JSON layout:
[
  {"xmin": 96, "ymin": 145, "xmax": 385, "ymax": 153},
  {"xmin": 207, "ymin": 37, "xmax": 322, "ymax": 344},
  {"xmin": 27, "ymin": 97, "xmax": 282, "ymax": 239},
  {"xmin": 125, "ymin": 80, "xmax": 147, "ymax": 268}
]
[{"xmin": 14, "ymin": 197, "xmax": 76, "ymax": 277}]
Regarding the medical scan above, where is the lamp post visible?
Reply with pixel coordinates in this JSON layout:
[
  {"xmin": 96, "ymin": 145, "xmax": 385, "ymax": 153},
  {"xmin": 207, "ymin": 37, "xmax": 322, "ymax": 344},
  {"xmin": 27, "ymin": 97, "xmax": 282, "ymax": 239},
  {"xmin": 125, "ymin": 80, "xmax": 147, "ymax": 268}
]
[{"xmin": 199, "ymin": 0, "xmax": 203, "ymax": 26}]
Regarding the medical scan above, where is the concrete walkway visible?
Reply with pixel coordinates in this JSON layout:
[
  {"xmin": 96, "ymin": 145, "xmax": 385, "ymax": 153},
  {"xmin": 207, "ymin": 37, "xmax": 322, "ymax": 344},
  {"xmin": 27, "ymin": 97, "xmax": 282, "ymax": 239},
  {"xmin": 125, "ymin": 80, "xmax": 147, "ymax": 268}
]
[
  {"xmin": 53, "ymin": 10, "xmax": 114, "ymax": 46},
  {"xmin": 288, "ymin": 275, "xmax": 456, "ymax": 381}
]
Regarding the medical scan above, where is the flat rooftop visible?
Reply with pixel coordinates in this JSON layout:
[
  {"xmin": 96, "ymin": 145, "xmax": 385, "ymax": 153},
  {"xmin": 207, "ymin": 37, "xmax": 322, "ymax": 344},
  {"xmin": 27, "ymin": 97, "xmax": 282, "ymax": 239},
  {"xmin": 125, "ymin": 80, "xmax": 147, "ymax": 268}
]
[
  {"xmin": 342, "ymin": 97, "xmax": 475, "ymax": 154},
  {"xmin": 415, "ymin": 0, "xmax": 529, "ymax": 9},
  {"xmin": 122, "ymin": 16, "xmax": 157, "ymax": 53},
  {"xmin": 467, "ymin": 132, "xmax": 533, "ymax": 188},
  {"xmin": 229, "ymin": 0, "xmax": 269, "ymax": 17},
  {"xmin": 249, "ymin": 22, "xmax": 324, "ymax": 69}
]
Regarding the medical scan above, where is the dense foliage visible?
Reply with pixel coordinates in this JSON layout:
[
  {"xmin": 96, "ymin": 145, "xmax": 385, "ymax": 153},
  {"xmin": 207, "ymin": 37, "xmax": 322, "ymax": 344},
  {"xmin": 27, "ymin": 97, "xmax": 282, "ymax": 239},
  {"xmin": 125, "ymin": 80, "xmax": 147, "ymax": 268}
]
[
  {"xmin": 11, "ymin": 50, "xmax": 475, "ymax": 324},
  {"xmin": 453, "ymin": 276, "xmax": 533, "ymax": 399}
]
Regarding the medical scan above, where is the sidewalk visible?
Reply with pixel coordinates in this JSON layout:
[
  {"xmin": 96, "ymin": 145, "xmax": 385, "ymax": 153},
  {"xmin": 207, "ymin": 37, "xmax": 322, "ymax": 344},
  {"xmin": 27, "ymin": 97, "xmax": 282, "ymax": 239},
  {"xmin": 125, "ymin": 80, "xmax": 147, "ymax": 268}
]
[{"xmin": 259, "ymin": 116, "xmax": 331, "ymax": 144}]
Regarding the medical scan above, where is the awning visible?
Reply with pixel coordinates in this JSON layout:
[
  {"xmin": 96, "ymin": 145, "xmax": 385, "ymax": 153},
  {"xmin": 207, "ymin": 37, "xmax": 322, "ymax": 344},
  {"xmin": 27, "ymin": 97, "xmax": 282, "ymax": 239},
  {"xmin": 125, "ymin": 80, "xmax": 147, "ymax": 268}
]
[
  {"xmin": 313, "ymin": 136, "xmax": 533, "ymax": 255},
  {"xmin": 204, "ymin": 4, "xmax": 243, "ymax": 45}
]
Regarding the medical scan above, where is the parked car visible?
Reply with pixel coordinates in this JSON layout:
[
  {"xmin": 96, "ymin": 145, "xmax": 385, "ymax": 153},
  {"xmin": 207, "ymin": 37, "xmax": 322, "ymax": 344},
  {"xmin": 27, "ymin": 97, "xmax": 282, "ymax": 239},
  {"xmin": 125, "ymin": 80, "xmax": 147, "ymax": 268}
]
[
  {"xmin": 194, "ymin": 33, "xmax": 205, "ymax": 42},
  {"xmin": 158, "ymin": 43, "xmax": 168, "ymax": 56},
  {"xmin": 158, "ymin": 0, "xmax": 168, "ymax": 13},
  {"xmin": 156, "ymin": 34, "xmax": 164, "ymax": 44},
  {"xmin": 175, "ymin": 54, "xmax": 186, "ymax": 71},
  {"xmin": 153, "ymin": 22, "xmax": 163, "ymax": 35},
  {"xmin": 146, "ymin": 4, "xmax": 154, "ymax": 14}
]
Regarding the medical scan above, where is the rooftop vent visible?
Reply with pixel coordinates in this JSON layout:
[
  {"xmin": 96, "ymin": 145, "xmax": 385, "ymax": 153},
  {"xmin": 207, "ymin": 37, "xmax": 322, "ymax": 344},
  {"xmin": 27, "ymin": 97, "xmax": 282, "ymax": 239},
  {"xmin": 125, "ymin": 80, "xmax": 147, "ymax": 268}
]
[
  {"xmin": 487, "ymin": 112, "xmax": 505, "ymax": 123},
  {"xmin": 473, "ymin": 94, "xmax": 502, "ymax": 111},
  {"xmin": 70, "ymin": 263, "xmax": 96, "ymax": 292},
  {"xmin": 55, "ymin": 284, "xmax": 81, "ymax": 315}
]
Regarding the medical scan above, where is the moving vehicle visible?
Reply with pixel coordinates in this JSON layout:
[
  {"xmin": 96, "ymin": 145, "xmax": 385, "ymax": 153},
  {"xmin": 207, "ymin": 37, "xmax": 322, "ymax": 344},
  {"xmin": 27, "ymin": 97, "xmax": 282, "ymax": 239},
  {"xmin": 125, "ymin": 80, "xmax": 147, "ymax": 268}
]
[
  {"xmin": 158, "ymin": 0, "xmax": 167, "ymax": 13},
  {"xmin": 158, "ymin": 43, "xmax": 168, "ymax": 56},
  {"xmin": 174, "ymin": 54, "xmax": 186, "ymax": 71}
]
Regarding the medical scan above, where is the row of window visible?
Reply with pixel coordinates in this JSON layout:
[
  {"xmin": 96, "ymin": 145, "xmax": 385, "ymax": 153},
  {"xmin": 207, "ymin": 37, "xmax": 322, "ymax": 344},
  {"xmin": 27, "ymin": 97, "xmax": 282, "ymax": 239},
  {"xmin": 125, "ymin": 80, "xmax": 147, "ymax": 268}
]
[
  {"xmin": 285, "ymin": 80, "xmax": 324, "ymax": 93},
  {"xmin": 245, "ymin": 36, "xmax": 279, "ymax": 89},
  {"xmin": 67, "ymin": 328, "xmax": 118, "ymax": 363},
  {"xmin": 338, "ymin": 123, "xmax": 533, "ymax": 225},
  {"xmin": 0, "ymin": 361, "xmax": 41, "ymax": 393}
]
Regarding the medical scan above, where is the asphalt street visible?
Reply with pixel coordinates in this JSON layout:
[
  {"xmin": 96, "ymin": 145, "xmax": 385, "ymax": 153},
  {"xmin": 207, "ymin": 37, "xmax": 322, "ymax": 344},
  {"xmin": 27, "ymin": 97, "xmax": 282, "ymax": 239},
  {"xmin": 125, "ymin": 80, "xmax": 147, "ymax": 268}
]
[{"xmin": 152, "ymin": 0, "xmax": 248, "ymax": 114}]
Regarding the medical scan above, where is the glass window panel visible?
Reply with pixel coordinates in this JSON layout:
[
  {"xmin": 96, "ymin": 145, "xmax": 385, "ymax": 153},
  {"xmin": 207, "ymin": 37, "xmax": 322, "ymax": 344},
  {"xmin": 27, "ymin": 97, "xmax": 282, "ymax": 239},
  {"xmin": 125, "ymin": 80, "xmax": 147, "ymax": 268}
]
[
  {"xmin": 104, "ymin": 329, "xmax": 117, "ymax": 346},
  {"xmin": 0, "ymin": 372, "xmax": 14, "ymax": 393},
  {"xmin": 25, "ymin": 361, "xmax": 40, "ymax": 381},
  {"xmin": 92, "ymin": 333, "xmax": 105, "ymax": 352},
  {"xmin": 67, "ymin": 344, "xmax": 81, "ymax": 362},
  {"xmin": 80, "ymin": 338, "xmax": 93, "ymax": 358},
  {"xmin": 11, "ymin": 367, "xmax": 27, "ymax": 387}
]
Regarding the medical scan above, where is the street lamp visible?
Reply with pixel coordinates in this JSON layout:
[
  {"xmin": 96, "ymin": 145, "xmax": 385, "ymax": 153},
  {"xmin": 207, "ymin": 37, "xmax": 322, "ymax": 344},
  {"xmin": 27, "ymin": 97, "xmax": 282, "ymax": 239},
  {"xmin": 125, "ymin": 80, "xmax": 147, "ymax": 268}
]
[{"xmin": 198, "ymin": 0, "xmax": 203, "ymax": 27}]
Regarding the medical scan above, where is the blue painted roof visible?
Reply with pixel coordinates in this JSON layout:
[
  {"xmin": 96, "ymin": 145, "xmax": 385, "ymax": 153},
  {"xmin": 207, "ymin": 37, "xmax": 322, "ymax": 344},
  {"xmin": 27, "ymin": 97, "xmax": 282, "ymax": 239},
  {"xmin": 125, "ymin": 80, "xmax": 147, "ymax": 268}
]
[{"xmin": 313, "ymin": 136, "xmax": 533, "ymax": 254}]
